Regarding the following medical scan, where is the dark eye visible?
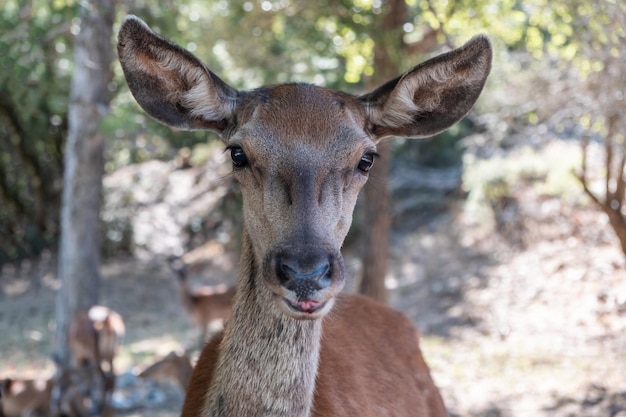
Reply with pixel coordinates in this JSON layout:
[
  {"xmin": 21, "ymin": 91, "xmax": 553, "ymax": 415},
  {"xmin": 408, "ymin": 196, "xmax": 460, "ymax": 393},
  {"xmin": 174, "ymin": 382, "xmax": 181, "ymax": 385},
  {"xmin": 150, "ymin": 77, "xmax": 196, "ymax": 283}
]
[
  {"xmin": 357, "ymin": 153, "xmax": 376, "ymax": 173},
  {"xmin": 229, "ymin": 146, "xmax": 248, "ymax": 167}
]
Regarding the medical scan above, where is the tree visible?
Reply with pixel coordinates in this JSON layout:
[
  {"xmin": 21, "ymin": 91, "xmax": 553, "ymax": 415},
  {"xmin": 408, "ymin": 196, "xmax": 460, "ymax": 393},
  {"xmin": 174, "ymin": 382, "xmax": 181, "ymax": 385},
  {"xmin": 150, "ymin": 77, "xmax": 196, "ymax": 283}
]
[
  {"xmin": 358, "ymin": 0, "xmax": 449, "ymax": 303},
  {"xmin": 569, "ymin": 1, "xmax": 626, "ymax": 260},
  {"xmin": 357, "ymin": 0, "xmax": 407, "ymax": 304},
  {"xmin": 0, "ymin": 2, "xmax": 197, "ymax": 268},
  {"xmin": 53, "ymin": 0, "xmax": 115, "ymax": 369}
]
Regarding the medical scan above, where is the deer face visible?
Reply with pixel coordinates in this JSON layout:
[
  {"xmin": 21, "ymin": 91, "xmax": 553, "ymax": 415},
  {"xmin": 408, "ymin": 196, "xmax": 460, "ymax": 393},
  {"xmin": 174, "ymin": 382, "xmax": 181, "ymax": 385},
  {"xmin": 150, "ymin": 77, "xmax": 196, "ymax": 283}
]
[{"xmin": 225, "ymin": 85, "xmax": 375, "ymax": 318}]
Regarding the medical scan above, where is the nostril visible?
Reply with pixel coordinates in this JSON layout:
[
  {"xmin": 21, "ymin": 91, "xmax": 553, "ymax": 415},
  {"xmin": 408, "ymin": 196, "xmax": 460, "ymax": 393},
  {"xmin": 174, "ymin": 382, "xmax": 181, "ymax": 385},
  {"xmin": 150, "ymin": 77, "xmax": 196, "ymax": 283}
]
[{"xmin": 279, "ymin": 260, "xmax": 330, "ymax": 281}]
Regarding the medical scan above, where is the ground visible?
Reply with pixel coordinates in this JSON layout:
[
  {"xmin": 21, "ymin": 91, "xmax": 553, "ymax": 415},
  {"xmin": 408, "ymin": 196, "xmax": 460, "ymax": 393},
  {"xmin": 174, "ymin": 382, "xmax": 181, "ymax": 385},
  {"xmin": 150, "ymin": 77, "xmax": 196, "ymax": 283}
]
[{"xmin": 1, "ymin": 140, "xmax": 625, "ymax": 417}]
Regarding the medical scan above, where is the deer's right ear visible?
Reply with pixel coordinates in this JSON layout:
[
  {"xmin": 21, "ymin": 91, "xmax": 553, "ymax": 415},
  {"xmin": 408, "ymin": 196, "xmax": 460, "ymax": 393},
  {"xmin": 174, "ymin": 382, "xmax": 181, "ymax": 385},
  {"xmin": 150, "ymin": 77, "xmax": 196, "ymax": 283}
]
[{"xmin": 117, "ymin": 15, "xmax": 238, "ymax": 133}]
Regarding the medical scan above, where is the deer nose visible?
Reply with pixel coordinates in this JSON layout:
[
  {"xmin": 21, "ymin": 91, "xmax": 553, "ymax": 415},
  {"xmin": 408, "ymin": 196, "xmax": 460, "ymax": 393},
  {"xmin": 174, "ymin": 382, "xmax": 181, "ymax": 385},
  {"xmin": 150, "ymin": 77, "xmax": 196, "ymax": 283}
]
[{"xmin": 276, "ymin": 250, "xmax": 332, "ymax": 294}]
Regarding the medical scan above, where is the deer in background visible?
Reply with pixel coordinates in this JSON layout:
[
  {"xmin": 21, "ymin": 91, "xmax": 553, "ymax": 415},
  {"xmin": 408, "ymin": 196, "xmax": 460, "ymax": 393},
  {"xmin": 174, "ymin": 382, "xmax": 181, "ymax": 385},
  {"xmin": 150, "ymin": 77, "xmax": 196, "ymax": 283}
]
[
  {"xmin": 53, "ymin": 305, "xmax": 125, "ymax": 416},
  {"xmin": 168, "ymin": 258, "xmax": 235, "ymax": 348},
  {"xmin": 138, "ymin": 350, "xmax": 194, "ymax": 391},
  {"xmin": 1, "ymin": 377, "xmax": 52, "ymax": 417},
  {"xmin": 1, "ymin": 371, "xmax": 93, "ymax": 417},
  {"xmin": 119, "ymin": 15, "xmax": 491, "ymax": 417}
]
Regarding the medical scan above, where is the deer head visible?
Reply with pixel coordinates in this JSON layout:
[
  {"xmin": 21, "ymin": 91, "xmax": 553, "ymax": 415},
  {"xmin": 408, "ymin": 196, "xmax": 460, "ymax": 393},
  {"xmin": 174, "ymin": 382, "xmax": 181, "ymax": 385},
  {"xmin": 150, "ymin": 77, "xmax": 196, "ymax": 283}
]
[{"xmin": 118, "ymin": 15, "xmax": 491, "ymax": 321}]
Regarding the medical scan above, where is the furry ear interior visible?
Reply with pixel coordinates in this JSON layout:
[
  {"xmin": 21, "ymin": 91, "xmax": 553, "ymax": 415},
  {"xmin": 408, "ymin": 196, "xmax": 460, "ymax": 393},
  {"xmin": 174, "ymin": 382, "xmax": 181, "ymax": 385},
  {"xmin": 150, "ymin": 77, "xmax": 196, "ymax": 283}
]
[
  {"xmin": 117, "ymin": 15, "xmax": 238, "ymax": 132},
  {"xmin": 360, "ymin": 35, "xmax": 492, "ymax": 140}
]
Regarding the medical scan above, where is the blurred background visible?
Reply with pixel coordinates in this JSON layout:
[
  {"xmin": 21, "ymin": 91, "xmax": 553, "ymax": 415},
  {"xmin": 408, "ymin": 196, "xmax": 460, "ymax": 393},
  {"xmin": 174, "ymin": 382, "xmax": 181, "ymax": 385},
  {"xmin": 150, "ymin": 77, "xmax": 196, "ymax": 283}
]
[{"xmin": 0, "ymin": 0, "xmax": 625, "ymax": 416}]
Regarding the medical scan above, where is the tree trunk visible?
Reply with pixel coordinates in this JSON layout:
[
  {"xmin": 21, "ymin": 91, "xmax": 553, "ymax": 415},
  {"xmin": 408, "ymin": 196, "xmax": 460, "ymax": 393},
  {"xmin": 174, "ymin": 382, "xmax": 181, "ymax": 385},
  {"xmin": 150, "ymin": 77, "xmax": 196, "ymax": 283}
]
[
  {"xmin": 360, "ymin": 141, "xmax": 391, "ymax": 303},
  {"xmin": 359, "ymin": 0, "xmax": 407, "ymax": 304},
  {"xmin": 53, "ymin": 0, "xmax": 114, "ymax": 367}
]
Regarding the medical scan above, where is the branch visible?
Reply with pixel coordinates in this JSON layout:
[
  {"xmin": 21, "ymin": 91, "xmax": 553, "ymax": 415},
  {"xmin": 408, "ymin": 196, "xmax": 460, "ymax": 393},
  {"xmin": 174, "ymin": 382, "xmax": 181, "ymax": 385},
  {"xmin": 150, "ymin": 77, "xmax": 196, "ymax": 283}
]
[
  {"xmin": 580, "ymin": 133, "xmax": 589, "ymax": 184},
  {"xmin": 576, "ymin": 169, "xmax": 603, "ymax": 208},
  {"xmin": 575, "ymin": 133, "xmax": 603, "ymax": 208}
]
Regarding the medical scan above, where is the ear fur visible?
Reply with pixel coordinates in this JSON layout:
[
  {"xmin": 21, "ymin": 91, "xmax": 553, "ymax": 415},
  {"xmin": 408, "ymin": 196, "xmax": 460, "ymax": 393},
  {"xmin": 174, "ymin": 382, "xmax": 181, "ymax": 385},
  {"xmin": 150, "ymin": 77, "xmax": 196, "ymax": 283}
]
[
  {"xmin": 360, "ymin": 35, "xmax": 492, "ymax": 140},
  {"xmin": 117, "ymin": 15, "xmax": 238, "ymax": 132}
]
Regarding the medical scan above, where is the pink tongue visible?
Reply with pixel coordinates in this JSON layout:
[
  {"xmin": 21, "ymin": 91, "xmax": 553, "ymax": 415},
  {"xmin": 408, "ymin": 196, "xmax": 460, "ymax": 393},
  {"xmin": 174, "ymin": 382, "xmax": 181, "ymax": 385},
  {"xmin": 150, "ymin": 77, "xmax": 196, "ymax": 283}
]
[{"xmin": 297, "ymin": 300, "xmax": 320, "ymax": 312}]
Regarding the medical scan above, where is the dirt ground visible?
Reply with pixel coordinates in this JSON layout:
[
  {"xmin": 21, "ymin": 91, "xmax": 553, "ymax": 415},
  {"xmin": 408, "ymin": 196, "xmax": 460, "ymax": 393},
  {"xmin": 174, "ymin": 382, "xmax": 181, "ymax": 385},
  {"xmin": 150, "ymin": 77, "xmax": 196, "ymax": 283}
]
[{"xmin": 1, "ymin": 141, "xmax": 625, "ymax": 417}]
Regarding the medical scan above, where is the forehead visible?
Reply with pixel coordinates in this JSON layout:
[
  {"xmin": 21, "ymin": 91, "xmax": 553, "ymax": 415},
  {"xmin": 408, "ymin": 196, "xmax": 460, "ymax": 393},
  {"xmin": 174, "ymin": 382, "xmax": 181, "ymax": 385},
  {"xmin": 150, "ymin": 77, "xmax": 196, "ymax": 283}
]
[{"xmin": 232, "ymin": 84, "xmax": 371, "ymax": 151}]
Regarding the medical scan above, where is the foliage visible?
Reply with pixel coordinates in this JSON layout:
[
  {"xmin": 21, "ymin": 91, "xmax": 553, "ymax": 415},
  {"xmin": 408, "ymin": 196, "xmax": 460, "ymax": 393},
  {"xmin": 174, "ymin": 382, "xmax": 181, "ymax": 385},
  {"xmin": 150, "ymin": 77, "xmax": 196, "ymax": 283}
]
[
  {"xmin": 0, "ymin": 1, "xmax": 209, "ymax": 265},
  {"xmin": 0, "ymin": 1, "xmax": 76, "ymax": 264}
]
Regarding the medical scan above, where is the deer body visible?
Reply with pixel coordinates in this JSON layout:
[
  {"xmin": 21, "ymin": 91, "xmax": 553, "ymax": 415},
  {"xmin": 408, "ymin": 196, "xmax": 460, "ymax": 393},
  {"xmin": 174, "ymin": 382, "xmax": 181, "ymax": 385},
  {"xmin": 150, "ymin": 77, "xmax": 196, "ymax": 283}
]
[
  {"xmin": 68, "ymin": 306, "xmax": 125, "ymax": 374},
  {"xmin": 138, "ymin": 350, "xmax": 194, "ymax": 390},
  {"xmin": 118, "ymin": 15, "xmax": 491, "ymax": 417},
  {"xmin": 0, "ymin": 370, "xmax": 89, "ymax": 417},
  {"xmin": 63, "ymin": 305, "xmax": 125, "ymax": 415}
]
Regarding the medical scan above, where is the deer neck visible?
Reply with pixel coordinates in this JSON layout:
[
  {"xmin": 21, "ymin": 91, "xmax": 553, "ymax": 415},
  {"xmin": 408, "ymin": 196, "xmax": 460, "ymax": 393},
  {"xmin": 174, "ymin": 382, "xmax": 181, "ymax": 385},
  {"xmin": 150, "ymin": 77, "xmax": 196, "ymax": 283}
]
[{"xmin": 201, "ymin": 229, "xmax": 322, "ymax": 417}]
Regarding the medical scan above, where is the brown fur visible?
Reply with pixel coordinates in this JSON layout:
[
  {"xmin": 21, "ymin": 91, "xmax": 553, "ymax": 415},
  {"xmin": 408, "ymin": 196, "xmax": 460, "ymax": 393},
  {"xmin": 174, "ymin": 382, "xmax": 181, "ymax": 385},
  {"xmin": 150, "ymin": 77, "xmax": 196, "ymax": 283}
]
[
  {"xmin": 182, "ymin": 294, "xmax": 446, "ymax": 417},
  {"xmin": 0, "ymin": 371, "xmax": 95, "ymax": 417},
  {"xmin": 118, "ymin": 15, "xmax": 491, "ymax": 417},
  {"xmin": 1, "ymin": 378, "xmax": 52, "ymax": 417}
]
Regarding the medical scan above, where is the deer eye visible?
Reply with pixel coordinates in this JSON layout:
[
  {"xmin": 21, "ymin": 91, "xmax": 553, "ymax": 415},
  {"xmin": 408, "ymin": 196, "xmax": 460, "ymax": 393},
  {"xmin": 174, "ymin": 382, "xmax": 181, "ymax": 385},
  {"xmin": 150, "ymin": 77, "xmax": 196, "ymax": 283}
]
[
  {"xmin": 229, "ymin": 146, "xmax": 248, "ymax": 167},
  {"xmin": 357, "ymin": 153, "xmax": 376, "ymax": 173}
]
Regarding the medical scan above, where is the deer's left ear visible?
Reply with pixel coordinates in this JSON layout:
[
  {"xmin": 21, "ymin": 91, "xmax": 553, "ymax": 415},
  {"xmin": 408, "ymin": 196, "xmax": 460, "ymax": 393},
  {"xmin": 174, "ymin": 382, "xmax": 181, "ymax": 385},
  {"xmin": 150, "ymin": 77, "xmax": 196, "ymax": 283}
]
[{"xmin": 360, "ymin": 35, "xmax": 492, "ymax": 141}]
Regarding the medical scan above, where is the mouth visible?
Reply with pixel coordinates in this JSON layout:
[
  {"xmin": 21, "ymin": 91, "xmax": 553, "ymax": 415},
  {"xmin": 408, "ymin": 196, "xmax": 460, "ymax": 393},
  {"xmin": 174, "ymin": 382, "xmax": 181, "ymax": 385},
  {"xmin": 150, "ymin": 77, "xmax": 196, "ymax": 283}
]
[{"xmin": 284, "ymin": 298, "xmax": 327, "ymax": 315}]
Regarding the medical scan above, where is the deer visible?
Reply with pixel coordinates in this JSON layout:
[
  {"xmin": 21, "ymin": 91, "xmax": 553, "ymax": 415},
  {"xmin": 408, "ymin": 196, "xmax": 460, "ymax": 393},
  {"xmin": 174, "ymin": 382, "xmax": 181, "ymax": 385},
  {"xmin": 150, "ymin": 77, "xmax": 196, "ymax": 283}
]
[
  {"xmin": 1, "ymin": 377, "xmax": 53, "ymax": 417},
  {"xmin": 57, "ymin": 305, "xmax": 125, "ymax": 416},
  {"xmin": 118, "ymin": 15, "xmax": 491, "ymax": 417},
  {"xmin": 168, "ymin": 257, "xmax": 236, "ymax": 347},
  {"xmin": 138, "ymin": 350, "xmax": 194, "ymax": 391},
  {"xmin": 1, "ymin": 371, "xmax": 93, "ymax": 417}
]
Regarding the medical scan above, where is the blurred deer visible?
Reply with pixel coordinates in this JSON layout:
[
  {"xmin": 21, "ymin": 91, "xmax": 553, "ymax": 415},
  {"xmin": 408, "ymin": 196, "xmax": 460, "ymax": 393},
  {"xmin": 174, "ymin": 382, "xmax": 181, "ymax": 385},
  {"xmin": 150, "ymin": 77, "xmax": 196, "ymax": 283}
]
[
  {"xmin": 168, "ymin": 258, "xmax": 235, "ymax": 347},
  {"xmin": 1, "ymin": 377, "xmax": 52, "ymax": 417},
  {"xmin": 60, "ymin": 305, "xmax": 125, "ymax": 416},
  {"xmin": 1, "ymin": 371, "xmax": 93, "ymax": 417},
  {"xmin": 138, "ymin": 350, "xmax": 193, "ymax": 391}
]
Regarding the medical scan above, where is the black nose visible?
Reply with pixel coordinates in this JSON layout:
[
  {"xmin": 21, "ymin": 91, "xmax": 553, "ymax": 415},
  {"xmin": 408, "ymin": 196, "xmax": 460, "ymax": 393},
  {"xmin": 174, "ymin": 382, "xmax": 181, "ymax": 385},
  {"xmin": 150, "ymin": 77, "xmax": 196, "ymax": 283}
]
[{"xmin": 276, "ymin": 249, "xmax": 332, "ymax": 296}]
